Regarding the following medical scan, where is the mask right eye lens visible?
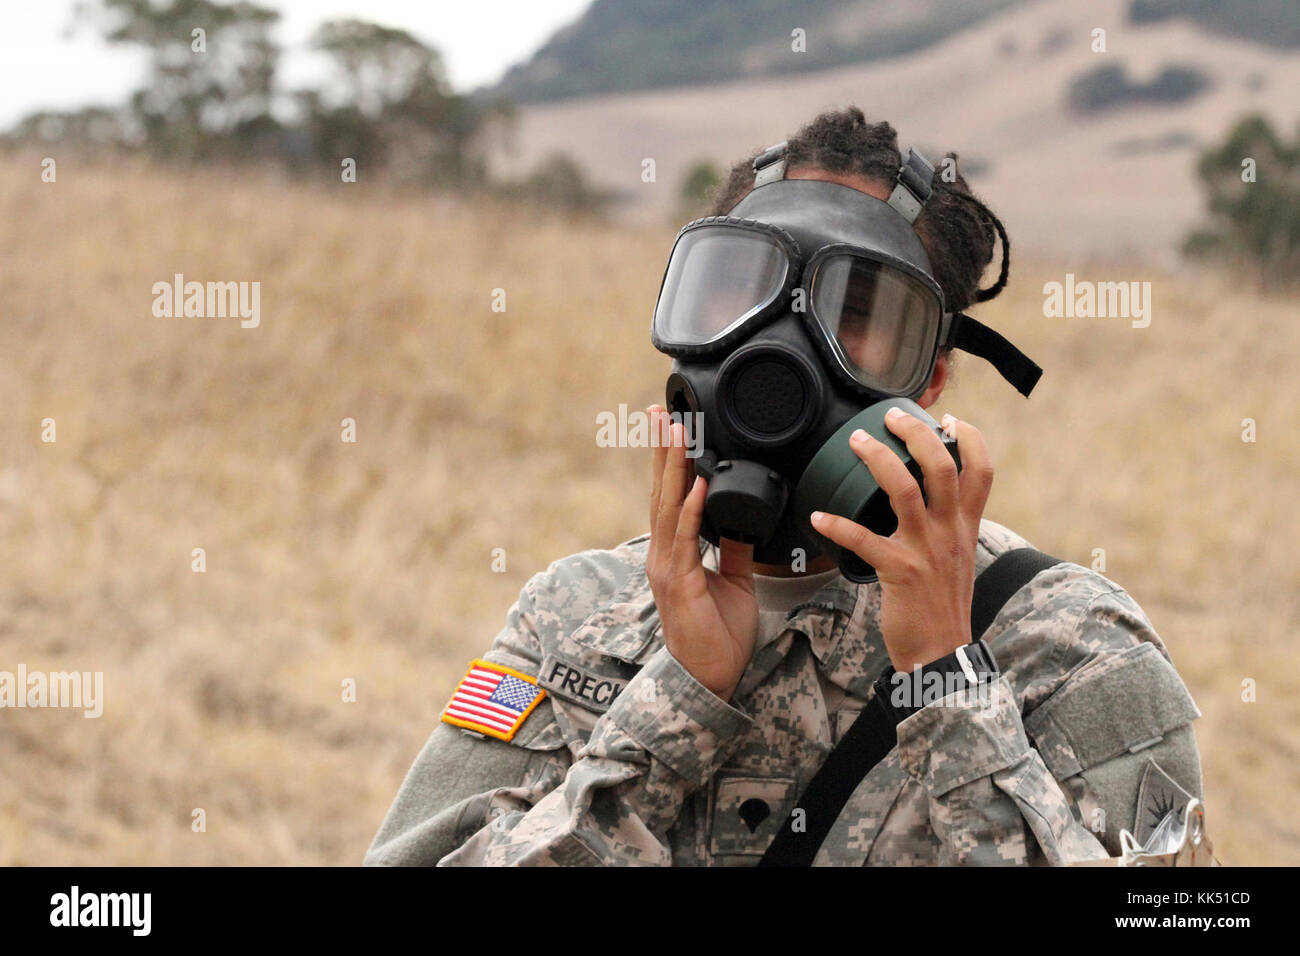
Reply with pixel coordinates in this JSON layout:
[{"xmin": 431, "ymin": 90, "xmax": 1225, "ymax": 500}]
[{"xmin": 653, "ymin": 227, "xmax": 788, "ymax": 347}]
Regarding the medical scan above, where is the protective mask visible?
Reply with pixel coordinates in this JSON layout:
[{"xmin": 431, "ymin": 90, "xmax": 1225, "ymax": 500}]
[{"xmin": 650, "ymin": 143, "xmax": 1043, "ymax": 580}]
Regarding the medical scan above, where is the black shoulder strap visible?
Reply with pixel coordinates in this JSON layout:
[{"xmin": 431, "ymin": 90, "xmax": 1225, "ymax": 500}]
[
  {"xmin": 969, "ymin": 547, "xmax": 1062, "ymax": 641},
  {"xmin": 756, "ymin": 546, "xmax": 1060, "ymax": 867}
]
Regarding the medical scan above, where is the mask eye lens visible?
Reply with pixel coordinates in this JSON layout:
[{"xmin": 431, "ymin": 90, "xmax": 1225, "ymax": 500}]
[
  {"xmin": 826, "ymin": 261, "xmax": 903, "ymax": 377},
  {"xmin": 654, "ymin": 227, "xmax": 788, "ymax": 346},
  {"xmin": 811, "ymin": 254, "xmax": 940, "ymax": 394}
]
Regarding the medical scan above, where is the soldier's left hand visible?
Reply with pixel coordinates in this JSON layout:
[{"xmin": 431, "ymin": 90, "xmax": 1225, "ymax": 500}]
[{"xmin": 810, "ymin": 407, "xmax": 992, "ymax": 673}]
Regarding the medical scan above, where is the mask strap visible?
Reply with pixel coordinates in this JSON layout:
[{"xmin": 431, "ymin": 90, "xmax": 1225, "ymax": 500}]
[
  {"xmin": 944, "ymin": 312, "xmax": 1043, "ymax": 397},
  {"xmin": 887, "ymin": 147, "xmax": 935, "ymax": 223},
  {"xmin": 752, "ymin": 141, "xmax": 789, "ymax": 187},
  {"xmin": 752, "ymin": 143, "xmax": 936, "ymax": 223}
]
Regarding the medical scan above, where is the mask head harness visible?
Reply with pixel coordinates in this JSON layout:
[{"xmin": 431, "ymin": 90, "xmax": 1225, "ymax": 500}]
[{"xmin": 650, "ymin": 141, "xmax": 1042, "ymax": 579}]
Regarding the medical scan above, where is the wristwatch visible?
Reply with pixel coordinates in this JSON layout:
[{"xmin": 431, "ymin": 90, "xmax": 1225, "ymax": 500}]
[{"xmin": 871, "ymin": 638, "xmax": 1000, "ymax": 727}]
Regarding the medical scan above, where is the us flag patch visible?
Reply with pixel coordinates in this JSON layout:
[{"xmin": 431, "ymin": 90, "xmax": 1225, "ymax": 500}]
[{"xmin": 441, "ymin": 659, "xmax": 546, "ymax": 742}]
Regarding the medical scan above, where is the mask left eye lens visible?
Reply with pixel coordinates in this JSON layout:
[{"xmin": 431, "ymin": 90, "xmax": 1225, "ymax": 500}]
[{"xmin": 810, "ymin": 254, "xmax": 941, "ymax": 395}]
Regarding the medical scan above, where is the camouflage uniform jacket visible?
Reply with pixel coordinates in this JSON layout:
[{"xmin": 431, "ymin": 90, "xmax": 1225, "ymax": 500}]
[{"xmin": 365, "ymin": 519, "xmax": 1204, "ymax": 866}]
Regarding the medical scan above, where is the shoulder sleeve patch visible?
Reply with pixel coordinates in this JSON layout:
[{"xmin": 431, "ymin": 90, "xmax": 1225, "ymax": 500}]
[
  {"xmin": 1134, "ymin": 758, "xmax": 1196, "ymax": 851},
  {"xmin": 441, "ymin": 659, "xmax": 547, "ymax": 742}
]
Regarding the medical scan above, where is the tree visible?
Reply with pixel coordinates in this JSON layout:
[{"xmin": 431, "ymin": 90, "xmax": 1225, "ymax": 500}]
[
  {"xmin": 82, "ymin": 0, "xmax": 283, "ymax": 159},
  {"xmin": 310, "ymin": 19, "xmax": 449, "ymax": 119},
  {"xmin": 506, "ymin": 153, "xmax": 612, "ymax": 215},
  {"xmin": 304, "ymin": 18, "xmax": 483, "ymax": 184},
  {"xmin": 676, "ymin": 159, "xmax": 721, "ymax": 223},
  {"xmin": 5, "ymin": 5, "xmax": 492, "ymax": 187},
  {"xmin": 1183, "ymin": 114, "xmax": 1300, "ymax": 286},
  {"xmin": 3, "ymin": 107, "xmax": 127, "ymax": 149}
]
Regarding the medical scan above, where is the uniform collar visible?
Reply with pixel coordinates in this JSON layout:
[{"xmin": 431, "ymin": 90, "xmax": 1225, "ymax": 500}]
[
  {"xmin": 565, "ymin": 539, "xmax": 889, "ymax": 698},
  {"xmin": 782, "ymin": 576, "xmax": 890, "ymax": 697}
]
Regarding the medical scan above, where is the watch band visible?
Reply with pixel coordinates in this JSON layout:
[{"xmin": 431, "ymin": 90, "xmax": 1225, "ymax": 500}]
[{"xmin": 872, "ymin": 638, "xmax": 999, "ymax": 727}]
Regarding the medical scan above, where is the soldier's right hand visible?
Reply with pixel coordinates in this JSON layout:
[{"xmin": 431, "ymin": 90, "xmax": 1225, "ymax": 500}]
[{"xmin": 645, "ymin": 405, "xmax": 758, "ymax": 702}]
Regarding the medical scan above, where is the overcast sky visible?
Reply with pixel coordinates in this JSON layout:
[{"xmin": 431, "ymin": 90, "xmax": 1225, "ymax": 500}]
[{"xmin": 0, "ymin": 0, "xmax": 594, "ymax": 127}]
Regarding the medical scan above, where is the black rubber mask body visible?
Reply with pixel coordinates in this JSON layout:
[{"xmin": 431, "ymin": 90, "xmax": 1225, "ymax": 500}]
[{"xmin": 660, "ymin": 179, "xmax": 958, "ymax": 579}]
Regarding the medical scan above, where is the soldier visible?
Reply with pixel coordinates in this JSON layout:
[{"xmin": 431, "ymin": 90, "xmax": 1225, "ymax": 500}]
[{"xmin": 365, "ymin": 107, "xmax": 1203, "ymax": 866}]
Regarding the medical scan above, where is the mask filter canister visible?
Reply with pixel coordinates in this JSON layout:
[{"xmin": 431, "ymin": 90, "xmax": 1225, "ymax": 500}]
[{"xmin": 793, "ymin": 397, "xmax": 959, "ymax": 581}]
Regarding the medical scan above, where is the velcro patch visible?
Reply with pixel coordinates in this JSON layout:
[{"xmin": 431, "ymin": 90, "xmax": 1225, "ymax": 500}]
[{"xmin": 441, "ymin": 659, "xmax": 546, "ymax": 742}]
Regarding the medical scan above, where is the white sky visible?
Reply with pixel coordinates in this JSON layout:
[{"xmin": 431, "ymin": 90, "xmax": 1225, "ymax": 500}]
[{"xmin": 0, "ymin": 0, "xmax": 594, "ymax": 127}]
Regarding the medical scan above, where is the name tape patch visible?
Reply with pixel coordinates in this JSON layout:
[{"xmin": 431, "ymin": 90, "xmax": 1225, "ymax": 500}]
[
  {"xmin": 441, "ymin": 659, "xmax": 546, "ymax": 742},
  {"xmin": 539, "ymin": 654, "xmax": 627, "ymax": 712}
]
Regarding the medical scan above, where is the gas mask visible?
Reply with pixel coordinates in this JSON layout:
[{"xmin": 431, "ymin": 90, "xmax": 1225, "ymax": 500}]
[{"xmin": 650, "ymin": 143, "xmax": 1043, "ymax": 581}]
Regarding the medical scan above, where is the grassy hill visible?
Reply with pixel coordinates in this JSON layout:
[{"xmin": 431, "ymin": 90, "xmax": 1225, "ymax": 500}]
[
  {"xmin": 1131, "ymin": 0, "xmax": 1300, "ymax": 48},
  {"xmin": 491, "ymin": 0, "xmax": 1298, "ymax": 104},
  {"xmin": 0, "ymin": 157, "xmax": 1297, "ymax": 864},
  {"xmin": 485, "ymin": 0, "xmax": 1300, "ymax": 262},
  {"xmin": 491, "ymin": 0, "xmax": 1028, "ymax": 103}
]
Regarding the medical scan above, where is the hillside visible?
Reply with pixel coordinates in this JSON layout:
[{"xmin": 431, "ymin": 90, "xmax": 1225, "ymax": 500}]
[
  {"xmin": 492, "ymin": 0, "xmax": 1297, "ymax": 104},
  {"xmin": 1, "ymin": 157, "xmax": 1297, "ymax": 864},
  {"xmin": 484, "ymin": 0, "xmax": 1300, "ymax": 262},
  {"xmin": 1131, "ymin": 0, "xmax": 1300, "ymax": 48},
  {"xmin": 491, "ymin": 0, "xmax": 1026, "ymax": 103}
]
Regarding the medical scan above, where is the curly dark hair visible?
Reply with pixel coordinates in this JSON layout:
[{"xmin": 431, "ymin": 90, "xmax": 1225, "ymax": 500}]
[{"xmin": 709, "ymin": 106, "xmax": 1009, "ymax": 318}]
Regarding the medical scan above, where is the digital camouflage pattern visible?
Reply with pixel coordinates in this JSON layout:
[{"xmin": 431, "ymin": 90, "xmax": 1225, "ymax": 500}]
[{"xmin": 365, "ymin": 520, "xmax": 1203, "ymax": 866}]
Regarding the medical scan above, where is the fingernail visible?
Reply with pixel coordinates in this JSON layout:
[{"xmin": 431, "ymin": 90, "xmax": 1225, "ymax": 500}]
[
  {"xmin": 940, "ymin": 413, "xmax": 957, "ymax": 437},
  {"xmin": 810, "ymin": 511, "xmax": 826, "ymax": 524},
  {"xmin": 885, "ymin": 406, "xmax": 905, "ymax": 420},
  {"xmin": 850, "ymin": 428, "xmax": 870, "ymax": 444}
]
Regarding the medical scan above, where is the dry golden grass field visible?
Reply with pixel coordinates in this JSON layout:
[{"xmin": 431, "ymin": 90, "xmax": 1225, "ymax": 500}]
[{"xmin": 0, "ymin": 156, "xmax": 1296, "ymax": 865}]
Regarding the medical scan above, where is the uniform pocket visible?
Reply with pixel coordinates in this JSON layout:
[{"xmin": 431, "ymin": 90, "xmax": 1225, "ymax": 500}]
[{"xmin": 1023, "ymin": 641, "xmax": 1201, "ymax": 780}]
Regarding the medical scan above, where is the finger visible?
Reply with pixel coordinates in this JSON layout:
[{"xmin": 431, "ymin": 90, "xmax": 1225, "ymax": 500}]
[
  {"xmin": 848, "ymin": 427, "xmax": 927, "ymax": 535},
  {"xmin": 669, "ymin": 474, "xmax": 708, "ymax": 578},
  {"xmin": 716, "ymin": 535, "xmax": 754, "ymax": 585},
  {"xmin": 951, "ymin": 416, "xmax": 994, "ymax": 523},
  {"xmin": 810, "ymin": 510, "xmax": 898, "ymax": 571},
  {"xmin": 656, "ymin": 421, "xmax": 690, "ymax": 561},
  {"xmin": 649, "ymin": 405, "xmax": 667, "ymax": 526},
  {"xmin": 883, "ymin": 407, "xmax": 959, "ymax": 521},
  {"xmin": 648, "ymin": 406, "xmax": 670, "ymax": 572}
]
